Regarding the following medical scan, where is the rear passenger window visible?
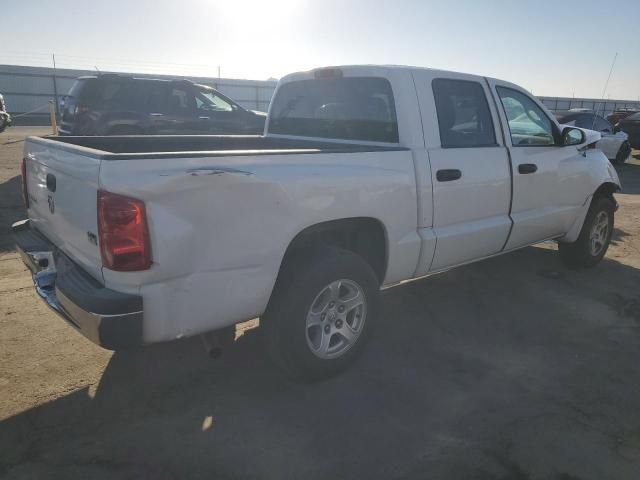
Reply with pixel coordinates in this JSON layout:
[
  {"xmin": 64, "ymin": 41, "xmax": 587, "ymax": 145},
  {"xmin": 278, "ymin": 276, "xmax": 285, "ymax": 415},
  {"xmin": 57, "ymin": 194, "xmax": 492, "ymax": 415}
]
[{"xmin": 432, "ymin": 79, "xmax": 496, "ymax": 148}]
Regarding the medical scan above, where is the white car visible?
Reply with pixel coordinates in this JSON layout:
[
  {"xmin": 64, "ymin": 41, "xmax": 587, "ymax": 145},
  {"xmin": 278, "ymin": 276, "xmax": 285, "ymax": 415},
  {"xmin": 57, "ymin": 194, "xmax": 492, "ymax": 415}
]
[
  {"xmin": 554, "ymin": 110, "xmax": 632, "ymax": 164},
  {"xmin": 14, "ymin": 65, "xmax": 621, "ymax": 379}
]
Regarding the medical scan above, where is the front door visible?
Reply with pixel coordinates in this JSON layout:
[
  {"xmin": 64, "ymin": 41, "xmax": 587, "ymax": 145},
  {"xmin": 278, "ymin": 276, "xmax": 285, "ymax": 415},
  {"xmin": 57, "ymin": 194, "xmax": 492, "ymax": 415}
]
[
  {"xmin": 488, "ymin": 81, "xmax": 590, "ymax": 250},
  {"xmin": 194, "ymin": 88, "xmax": 247, "ymax": 134},
  {"xmin": 414, "ymin": 72, "xmax": 512, "ymax": 271}
]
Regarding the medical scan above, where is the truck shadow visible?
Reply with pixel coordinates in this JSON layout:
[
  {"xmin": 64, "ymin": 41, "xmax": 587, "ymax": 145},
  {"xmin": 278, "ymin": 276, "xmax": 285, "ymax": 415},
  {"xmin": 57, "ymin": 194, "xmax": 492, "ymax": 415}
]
[
  {"xmin": 615, "ymin": 160, "xmax": 640, "ymax": 194},
  {"xmin": 0, "ymin": 175, "xmax": 26, "ymax": 252},
  {"xmin": 2, "ymin": 245, "xmax": 640, "ymax": 479}
]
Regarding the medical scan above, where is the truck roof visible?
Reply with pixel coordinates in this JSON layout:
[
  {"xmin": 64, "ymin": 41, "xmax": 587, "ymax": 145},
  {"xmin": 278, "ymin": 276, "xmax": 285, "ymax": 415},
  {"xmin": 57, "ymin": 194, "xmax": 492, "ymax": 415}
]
[
  {"xmin": 75, "ymin": 74, "xmax": 196, "ymax": 85},
  {"xmin": 279, "ymin": 64, "xmax": 511, "ymax": 89}
]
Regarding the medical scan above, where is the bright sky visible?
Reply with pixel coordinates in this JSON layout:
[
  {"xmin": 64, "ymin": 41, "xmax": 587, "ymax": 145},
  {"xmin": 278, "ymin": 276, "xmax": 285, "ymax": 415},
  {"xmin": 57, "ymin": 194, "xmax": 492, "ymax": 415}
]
[{"xmin": 3, "ymin": 0, "xmax": 640, "ymax": 99}]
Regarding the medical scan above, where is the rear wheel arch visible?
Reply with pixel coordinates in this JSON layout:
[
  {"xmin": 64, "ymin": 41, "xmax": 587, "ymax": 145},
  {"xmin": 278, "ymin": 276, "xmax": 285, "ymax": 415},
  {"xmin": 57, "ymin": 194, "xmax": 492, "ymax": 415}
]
[{"xmin": 276, "ymin": 217, "xmax": 389, "ymax": 287}]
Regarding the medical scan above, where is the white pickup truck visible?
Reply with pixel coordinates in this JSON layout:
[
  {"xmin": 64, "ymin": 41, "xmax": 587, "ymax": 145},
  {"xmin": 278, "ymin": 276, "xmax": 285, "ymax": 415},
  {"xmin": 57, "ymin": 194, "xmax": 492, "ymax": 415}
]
[{"xmin": 15, "ymin": 65, "xmax": 621, "ymax": 379}]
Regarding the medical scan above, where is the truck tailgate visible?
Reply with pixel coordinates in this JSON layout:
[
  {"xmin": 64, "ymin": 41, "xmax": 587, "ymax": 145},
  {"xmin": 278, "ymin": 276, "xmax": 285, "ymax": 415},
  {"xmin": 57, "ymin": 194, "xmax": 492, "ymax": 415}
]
[{"xmin": 24, "ymin": 138, "xmax": 103, "ymax": 281}]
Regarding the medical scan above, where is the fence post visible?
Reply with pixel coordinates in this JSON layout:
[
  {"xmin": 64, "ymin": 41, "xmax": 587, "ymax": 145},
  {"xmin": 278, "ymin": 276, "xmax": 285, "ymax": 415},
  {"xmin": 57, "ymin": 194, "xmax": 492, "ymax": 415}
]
[
  {"xmin": 48, "ymin": 101, "xmax": 58, "ymax": 135},
  {"xmin": 52, "ymin": 54, "xmax": 60, "ymax": 118}
]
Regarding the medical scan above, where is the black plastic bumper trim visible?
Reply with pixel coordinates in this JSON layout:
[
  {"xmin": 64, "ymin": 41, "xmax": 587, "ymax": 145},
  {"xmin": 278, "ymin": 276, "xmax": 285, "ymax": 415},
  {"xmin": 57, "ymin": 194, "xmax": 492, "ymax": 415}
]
[{"xmin": 12, "ymin": 219, "xmax": 144, "ymax": 350}]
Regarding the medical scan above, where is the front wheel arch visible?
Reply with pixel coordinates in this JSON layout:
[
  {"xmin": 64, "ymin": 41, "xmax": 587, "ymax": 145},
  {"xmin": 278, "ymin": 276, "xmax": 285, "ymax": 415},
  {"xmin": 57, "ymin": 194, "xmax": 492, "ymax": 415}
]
[
  {"xmin": 594, "ymin": 181, "xmax": 620, "ymax": 202},
  {"xmin": 560, "ymin": 183, "xmax": 619, "ymax": 244}
]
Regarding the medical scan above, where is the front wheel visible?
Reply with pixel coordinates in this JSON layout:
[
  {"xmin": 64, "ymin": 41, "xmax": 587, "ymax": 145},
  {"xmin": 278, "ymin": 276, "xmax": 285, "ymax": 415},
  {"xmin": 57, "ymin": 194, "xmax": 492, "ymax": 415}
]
[
  {"xmin": 558, "ymin": 195, "xmax": 615, "ymax": 268},
  {"xmin": 263, "ymin": 246, "xmax": 379, "ymax": 381}
]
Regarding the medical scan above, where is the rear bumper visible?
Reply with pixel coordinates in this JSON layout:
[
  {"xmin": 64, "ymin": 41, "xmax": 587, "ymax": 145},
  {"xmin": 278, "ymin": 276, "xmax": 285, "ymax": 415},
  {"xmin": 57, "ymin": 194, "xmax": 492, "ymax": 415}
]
[{"xmin": 12, "ymin": 219, "xmax": 143, "ymax": 350}]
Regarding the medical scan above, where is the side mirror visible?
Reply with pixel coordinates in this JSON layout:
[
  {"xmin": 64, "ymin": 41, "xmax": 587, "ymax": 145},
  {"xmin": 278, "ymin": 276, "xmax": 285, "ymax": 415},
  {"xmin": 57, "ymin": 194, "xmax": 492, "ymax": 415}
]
[
  {"xmin": 561, "ymin": 127, "xmax": 585, "ymax": 146},
  {"xmin": 613, "ymin": 125, "xmax": 621, "ymax": 134}
]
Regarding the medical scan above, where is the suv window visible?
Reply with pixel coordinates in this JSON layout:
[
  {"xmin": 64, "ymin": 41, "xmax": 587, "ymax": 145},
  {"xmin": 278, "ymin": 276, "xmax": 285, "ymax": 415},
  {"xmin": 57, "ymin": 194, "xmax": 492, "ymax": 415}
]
[
  {"xmin": 269, "ymin": 77, "xmax": 399, "ymax": 143},
  {"xmin": 195, "ymin": 89, "xmax": 234, "ymax": 112},
  {"xmin": 497, "ymin": 87, "xmax": 555, "ymax": 146},
  {"xmin": 432, "ymin": 79, "xmax": 496, "ymax": 148},
  {"xmin": 594, "ymin": 116, "xmax": 612, "ymax": 132},
  {"xmin": 168, "ymin": 86, "xmax": 195, "ymax": 113},
  {"xmin": 135, "ymin": 81, "xmax": 168, "ymax": 113},
  {"xmin": 566, "ymin": 113, "xmax": 611, "ymax": 132}
]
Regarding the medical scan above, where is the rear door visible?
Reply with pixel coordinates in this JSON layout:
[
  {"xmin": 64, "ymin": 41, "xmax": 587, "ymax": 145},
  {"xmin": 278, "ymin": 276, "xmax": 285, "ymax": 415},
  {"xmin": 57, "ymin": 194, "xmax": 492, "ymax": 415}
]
[
  {"xmin": 413, "ymin": 71, "xmax": 511, "ymax": 271},
  {"xmin": 25, "ymin": 139, "xmax": 103, "ymax": 281},
  {"xmin": 591, "ymin": 115, "xmax": 619, "ymax": 160},
  {"xmin": 621, "ymin": 113, "xmax": 640, "ymax": 147},
  {"xmin": 487, "ymin": 80, "xmax": 590, "ymax": 249},
  {"xmin": 148, "ymin": 82, "xmax": 198, "ymax": 134}
]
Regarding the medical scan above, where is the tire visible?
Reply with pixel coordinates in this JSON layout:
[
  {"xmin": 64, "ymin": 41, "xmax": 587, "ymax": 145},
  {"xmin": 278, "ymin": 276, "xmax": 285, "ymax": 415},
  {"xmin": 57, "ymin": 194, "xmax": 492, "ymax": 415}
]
[
  {"xmin": 262, "ymin": 245, "xmax": 380, "ymax": 381},
  {"xmin": 558, "ymin": 195, "xmax": 615, "ymax": 268},
  {"xmin": 0, "ymin": 117, "xmax": 6, "ymax": 133},
  {"xmin": 614, "ymin": 141, "xmax": 631, "ymax": 165}
]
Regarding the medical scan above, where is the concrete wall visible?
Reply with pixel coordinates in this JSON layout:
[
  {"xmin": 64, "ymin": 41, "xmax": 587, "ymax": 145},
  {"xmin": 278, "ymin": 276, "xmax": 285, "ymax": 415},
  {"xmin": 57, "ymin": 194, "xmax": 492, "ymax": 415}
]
[{"xmin": 0, "ymin": 64, "xmax": 277, "ymax": 124}]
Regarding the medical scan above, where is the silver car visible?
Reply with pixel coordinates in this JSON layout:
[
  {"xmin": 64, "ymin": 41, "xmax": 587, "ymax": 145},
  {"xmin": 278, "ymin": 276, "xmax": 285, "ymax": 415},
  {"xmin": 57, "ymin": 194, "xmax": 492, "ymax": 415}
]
[{"xmin": 554, "ymin": 110, "xmax": 631, "ymax": 164}]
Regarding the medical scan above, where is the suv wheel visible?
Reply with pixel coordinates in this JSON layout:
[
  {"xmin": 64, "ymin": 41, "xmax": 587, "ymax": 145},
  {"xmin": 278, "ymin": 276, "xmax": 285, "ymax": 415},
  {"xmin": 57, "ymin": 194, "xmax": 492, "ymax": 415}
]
[
  {"xmin": 558, "ymin": 195, "xmax": 615, "ymax": 268},
  {"xmin": 263, "ymin": 246, "xmax": 379, "ymax": 381}
]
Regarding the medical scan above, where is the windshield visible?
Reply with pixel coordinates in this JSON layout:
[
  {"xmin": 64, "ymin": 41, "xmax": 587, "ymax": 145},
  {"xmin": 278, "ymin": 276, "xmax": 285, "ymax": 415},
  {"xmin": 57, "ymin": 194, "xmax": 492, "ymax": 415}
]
[{"xmin": 268, "ymin": 77, "xmax": 399, "ymax": 143}]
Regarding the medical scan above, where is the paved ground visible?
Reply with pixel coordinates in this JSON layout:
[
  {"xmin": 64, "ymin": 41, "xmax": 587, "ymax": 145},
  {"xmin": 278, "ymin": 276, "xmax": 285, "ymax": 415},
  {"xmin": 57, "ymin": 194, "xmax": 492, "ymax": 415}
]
[{"xmin": 1, "ymin": 126, "xmax": 640, "ymax": 479}]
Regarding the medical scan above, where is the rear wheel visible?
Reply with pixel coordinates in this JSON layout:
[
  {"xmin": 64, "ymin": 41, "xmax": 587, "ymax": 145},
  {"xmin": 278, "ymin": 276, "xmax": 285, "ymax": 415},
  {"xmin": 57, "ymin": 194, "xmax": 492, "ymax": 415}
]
[
  {"xmin": 558, "ymin": 195, "xmax": 615, "ymax": 268},
  {"xmin": 263, "ymin": 246, "xmax": 379, "ymax": 381}
]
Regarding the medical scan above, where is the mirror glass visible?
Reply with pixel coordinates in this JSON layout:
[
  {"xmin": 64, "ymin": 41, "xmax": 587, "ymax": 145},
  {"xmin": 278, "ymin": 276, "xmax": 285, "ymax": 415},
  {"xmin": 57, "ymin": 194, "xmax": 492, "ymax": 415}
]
[{"xmin": 563, "ymin": 127, "xmax": 584, "ymax": 146}]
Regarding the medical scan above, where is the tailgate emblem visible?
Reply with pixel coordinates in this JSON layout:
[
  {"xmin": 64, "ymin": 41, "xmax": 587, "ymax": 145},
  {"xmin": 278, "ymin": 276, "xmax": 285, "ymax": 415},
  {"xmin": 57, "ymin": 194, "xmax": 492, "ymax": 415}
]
[{"xmin": 47, "ymin": 194, "xmax": 55, "ymax": 214}]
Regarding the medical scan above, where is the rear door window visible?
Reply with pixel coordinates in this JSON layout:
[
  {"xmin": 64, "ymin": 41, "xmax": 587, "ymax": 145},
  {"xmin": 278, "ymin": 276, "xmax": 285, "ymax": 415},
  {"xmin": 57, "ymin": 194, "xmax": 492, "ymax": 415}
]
[
  {"xmin": 134, "ymin": 81, "xmax": 168, "ymax": 113},
  {"xmin": 594, "ymin": 116, "xmax": 612, "ymax": 132},
  {"xmin": 168, "ymin": 85, "xmax": 195, "ymax": 113},
  {"xmin": 269, "ymin": 77, "xmax": 399, "ymax": 143},
  {"xmin": 432, "ymin": 78, "xmax": 496, "ymax": 148}
]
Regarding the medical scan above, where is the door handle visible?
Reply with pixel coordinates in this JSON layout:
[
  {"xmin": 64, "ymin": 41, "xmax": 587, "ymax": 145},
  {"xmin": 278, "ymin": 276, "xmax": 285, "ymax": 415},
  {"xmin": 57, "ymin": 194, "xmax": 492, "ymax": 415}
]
[
  {"xmin": 518, "ymin": 163, "xmax": 538, "ymax": 174},
  {"xmin": 199, "ymin": 116, "xmax": 210, "ymax": 120},
  {"xmin": 436, "ymin": 169, "xmax": 462, "ymax": 182},
  {"xmin": 46, "ymin": 173, "xmax": 56, "ymax": 192}
]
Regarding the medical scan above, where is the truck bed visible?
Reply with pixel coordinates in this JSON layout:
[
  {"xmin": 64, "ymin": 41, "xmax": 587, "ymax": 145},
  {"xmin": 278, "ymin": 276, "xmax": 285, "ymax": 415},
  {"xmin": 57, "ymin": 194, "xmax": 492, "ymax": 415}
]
[{"xmin": 33, "ymin": 135, "xmax": 406, "ymax": 159}]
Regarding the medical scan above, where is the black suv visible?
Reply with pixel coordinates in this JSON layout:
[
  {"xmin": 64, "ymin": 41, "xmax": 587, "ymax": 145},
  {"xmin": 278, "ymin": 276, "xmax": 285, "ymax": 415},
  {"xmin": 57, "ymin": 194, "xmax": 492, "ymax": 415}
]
[
  {"xmin": 619, "ymin": 112, "xmax": 640, "ymax": 149},
  {"xmin": 59, "ymin": 75, "xmax": 266, "ymax": 136}
]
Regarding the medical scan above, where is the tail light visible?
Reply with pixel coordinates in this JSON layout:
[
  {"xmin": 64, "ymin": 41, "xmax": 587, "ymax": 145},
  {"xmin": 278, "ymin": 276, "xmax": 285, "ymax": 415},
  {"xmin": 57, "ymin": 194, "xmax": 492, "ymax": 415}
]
[
  {"xmin": 20, "ymin": 158, "xmax": 29, "ymax": 208},
  {"xmin": 97, "ymin": 190, "xmax": 151, "ymax": 271}
]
